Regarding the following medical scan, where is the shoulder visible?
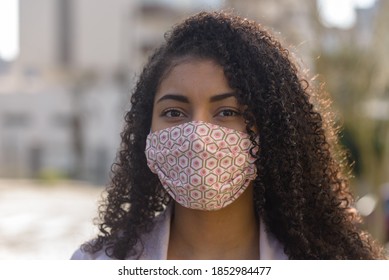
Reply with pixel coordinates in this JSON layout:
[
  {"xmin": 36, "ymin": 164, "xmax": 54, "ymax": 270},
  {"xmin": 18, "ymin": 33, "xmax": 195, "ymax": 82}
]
[
  {"xmin": 70, "ymin": 205, "xmax": 173, "ymax": 260},
  {"xmin": 70, "ymin": 244, "xmax": 113, "ymax": 260},
  {"xmin": 70, "ymin": 247, "xmax": 95, "ymax": 260},
  {"xmin": 70, "ymin": 244, "xmax": 142, "ymax": 260},
  {"xmin": 259, "ymin": 219, "xmax": 288, "ymax": 260}
]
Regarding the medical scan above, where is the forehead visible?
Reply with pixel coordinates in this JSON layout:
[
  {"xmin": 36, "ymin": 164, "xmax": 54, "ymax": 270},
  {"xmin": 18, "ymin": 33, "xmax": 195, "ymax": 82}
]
[{"xmin": 155, "ymin": 58, "xmax": 232, "ymax": 101}]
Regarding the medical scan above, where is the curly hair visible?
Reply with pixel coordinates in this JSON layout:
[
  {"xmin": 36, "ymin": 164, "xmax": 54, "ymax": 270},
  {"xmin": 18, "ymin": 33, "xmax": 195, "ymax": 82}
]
[{"xmin": 84, "ymin": 11, "xmax": 385, "ymax": 259}]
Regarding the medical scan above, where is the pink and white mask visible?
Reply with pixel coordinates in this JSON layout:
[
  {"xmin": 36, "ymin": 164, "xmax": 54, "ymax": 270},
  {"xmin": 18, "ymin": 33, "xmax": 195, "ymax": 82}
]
[{"xmin": 145, "ymin": 121, "xmax": 258, "ymax": 211}]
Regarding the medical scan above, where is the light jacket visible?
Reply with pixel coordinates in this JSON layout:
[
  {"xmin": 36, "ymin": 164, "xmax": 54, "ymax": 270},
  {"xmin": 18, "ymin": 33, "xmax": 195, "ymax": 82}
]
[{"xmin": 71, "ymin": 204, "xmax": 287, "ymax": 260}]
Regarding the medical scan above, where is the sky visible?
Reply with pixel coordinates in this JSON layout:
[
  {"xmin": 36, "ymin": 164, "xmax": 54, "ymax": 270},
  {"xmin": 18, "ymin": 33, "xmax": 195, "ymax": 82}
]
[
  {"xmin": 317, "ymin": 0, "xmax": 377, "ymax": 28},
  {"xmin": 0, "ymin": 0, "xmax": 18, "ymax": 61},
  {"xmin": 0, "ymin": 0, "xmax": 378, "ymax": 62}
]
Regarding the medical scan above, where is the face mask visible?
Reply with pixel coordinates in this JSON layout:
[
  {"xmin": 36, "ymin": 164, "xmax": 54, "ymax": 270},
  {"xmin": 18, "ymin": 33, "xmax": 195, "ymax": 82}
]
[{"xmin": 145, "ymin": 121, "xmax": 258, "ymax": 211}]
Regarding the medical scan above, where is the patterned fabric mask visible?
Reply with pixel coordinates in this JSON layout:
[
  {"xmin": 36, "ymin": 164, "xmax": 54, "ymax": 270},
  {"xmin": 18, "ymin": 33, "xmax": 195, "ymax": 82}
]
[{"xmin": 145, "ymin": 121, "xmax": 258, "ymax": 211}]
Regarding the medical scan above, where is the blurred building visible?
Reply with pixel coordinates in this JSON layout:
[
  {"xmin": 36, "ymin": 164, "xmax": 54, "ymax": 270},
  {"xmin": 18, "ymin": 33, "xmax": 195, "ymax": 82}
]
[
  {"xmin": 1, "ymin": 0, "xmax": 135, "ymax": 184},
  {"xmin": 17, "ymin": 0, "xmax": 135, "ymax": 77}
]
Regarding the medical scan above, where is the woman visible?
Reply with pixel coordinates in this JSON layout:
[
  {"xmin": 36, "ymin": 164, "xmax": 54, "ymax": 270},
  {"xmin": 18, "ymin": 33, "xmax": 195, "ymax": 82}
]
[{"xmin": 72, "ymin": 11, "xmax": 386, "ymax": 259}]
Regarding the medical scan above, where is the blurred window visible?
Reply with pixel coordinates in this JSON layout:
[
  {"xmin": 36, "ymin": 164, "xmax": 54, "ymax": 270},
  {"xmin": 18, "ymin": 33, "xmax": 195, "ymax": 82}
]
[
  {"xmin": 2, "ymin": 113, "xmax": 31, "ymax": 128},
  {"xmin": 51, "ymin": 114, "xmax": 72, "ymax": 129}
]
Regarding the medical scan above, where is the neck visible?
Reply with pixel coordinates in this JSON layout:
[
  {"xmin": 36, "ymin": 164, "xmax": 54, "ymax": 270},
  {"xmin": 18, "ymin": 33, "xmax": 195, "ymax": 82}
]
[{"xmin": 167, "ymin": 186, "xmax": 259, "ymax": 260}]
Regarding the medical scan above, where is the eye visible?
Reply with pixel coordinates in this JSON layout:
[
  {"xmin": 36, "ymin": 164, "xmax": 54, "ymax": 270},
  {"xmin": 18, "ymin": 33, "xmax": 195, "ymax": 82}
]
[
  {"xmin": 161, "ymin": 109, "xmax": 186, "ymax": 118},
  {"xmin": 216, "ymin": 109, "xmax": 241, "ymax": 117}
]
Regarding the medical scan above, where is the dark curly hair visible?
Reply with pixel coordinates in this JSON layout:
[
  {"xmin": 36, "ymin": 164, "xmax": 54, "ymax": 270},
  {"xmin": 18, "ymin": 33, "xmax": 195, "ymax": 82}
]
[{"xmin": 83, "ymin": 11, "xmax": 386, "ymax": 259}]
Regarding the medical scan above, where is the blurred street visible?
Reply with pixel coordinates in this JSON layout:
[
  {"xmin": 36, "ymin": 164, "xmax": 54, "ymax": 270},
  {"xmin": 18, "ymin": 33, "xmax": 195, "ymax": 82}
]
[{"xmin": 0, "ymin": 179, "xmax": 101, "ymax": 259}]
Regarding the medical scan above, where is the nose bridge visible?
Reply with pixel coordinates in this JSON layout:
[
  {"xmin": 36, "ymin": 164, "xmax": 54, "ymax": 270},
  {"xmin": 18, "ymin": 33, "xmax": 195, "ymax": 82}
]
[{"xmin": 191, "ymin": 106, "xmax": 211, "ymax": 123}]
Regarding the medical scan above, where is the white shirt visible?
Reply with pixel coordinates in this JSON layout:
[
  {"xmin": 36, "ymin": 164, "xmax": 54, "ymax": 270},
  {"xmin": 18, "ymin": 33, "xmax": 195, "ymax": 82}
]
[{"xmin": 71, "ymin": 205, "xmax": 287, "ymax": 260}]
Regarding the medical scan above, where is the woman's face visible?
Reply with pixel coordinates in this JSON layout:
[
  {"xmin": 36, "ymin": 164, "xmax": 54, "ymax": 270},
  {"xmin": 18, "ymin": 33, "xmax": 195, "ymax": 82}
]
[{"xmin": 151, "ymin": 59, "xmax": 247, "ymax": 132}]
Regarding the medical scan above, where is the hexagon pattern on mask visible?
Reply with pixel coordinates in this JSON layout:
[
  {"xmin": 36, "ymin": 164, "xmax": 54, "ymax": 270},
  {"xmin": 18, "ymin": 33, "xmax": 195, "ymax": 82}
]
[{"xmin": 145, "ymin": 121, "xmax": 258, "ymax": 211}]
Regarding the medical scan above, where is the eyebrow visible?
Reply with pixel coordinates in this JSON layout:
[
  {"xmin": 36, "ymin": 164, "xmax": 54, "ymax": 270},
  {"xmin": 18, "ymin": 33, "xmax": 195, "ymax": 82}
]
[
  {"xmin": 209, "ymin": 92, "xmax": 237, "ymax": 102},
  {"xmin": 156, "ymin": 92, "xmax": 237, "ymax": 104},
  {"xmin": 156, "ymin": 94, "xmax": 189, "ymax": 104}
]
